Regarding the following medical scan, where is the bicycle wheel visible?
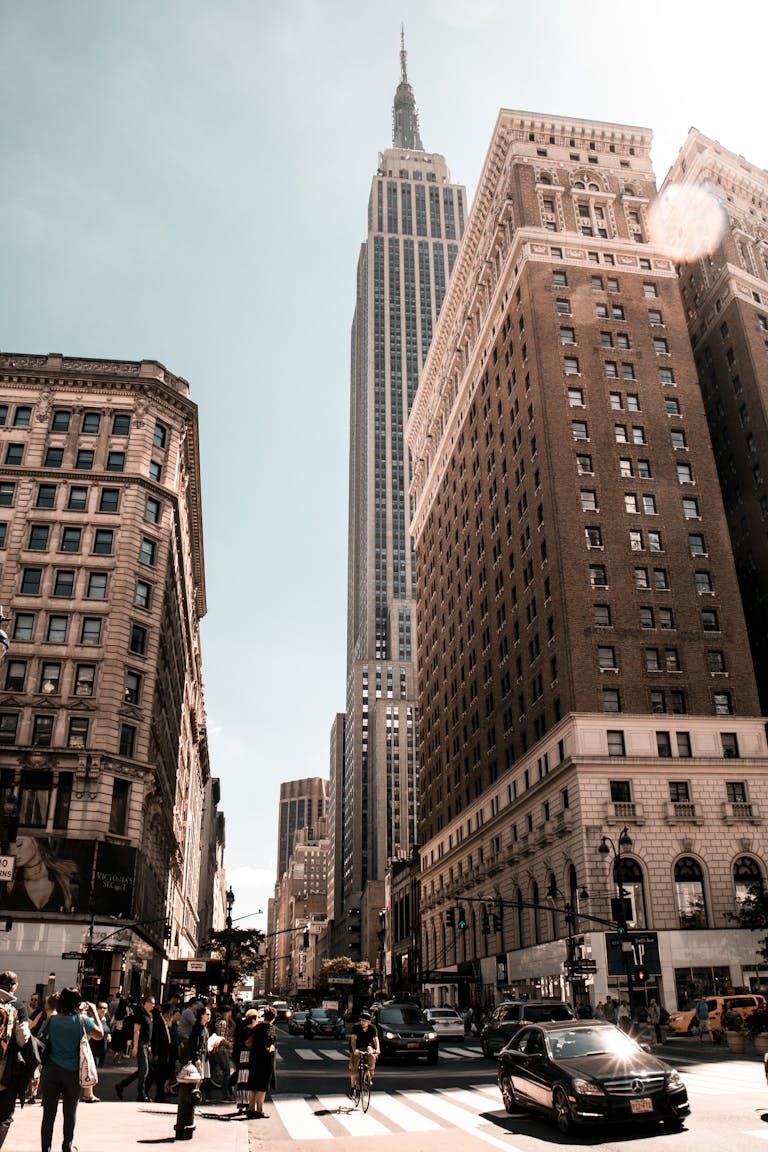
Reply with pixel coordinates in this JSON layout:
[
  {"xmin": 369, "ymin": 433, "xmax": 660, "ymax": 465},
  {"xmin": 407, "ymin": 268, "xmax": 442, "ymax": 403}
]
[
  {"xmin": 360, "ymin": 1069, "xmax": 372, "ymax": 1113},
  {"xmin": 351, "ymin": 1077, "xmax": 360, "ymax": 1107}
]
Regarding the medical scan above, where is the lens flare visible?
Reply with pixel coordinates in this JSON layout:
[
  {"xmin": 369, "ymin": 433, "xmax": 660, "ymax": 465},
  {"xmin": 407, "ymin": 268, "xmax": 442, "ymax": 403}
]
[{"xmin": 648, "ymin": 183, "xmax": 728, "ymax": 262}]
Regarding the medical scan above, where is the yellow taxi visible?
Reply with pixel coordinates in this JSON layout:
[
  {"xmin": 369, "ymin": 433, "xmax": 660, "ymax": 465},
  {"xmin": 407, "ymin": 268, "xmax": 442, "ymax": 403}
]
[{"xmin": 667, "ymin": 993, "xmax": 765, "ymax": 1034}]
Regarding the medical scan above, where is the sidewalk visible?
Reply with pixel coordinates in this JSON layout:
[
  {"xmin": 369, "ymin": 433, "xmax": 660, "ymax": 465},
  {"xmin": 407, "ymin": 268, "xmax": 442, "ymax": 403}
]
[{"xmin": 9, "ymin": 1098, "xmax": 251, "ymax": 1151}]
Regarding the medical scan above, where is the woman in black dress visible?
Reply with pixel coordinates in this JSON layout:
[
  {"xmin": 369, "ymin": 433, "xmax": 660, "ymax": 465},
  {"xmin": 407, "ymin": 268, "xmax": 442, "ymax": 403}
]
[{"xmin": 234, "ymin": 1006, "xmax": 276, "ymax": 1118}]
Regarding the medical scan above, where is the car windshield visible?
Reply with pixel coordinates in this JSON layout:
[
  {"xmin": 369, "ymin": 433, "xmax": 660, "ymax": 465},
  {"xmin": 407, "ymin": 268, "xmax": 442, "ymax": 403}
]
[
  {"xmin": 524, "ymin": 1004, "xmax": 573, "ymax": 1022},
  {"xmin": 547, "ymin": 1027, "xmax": 640, "ymax": 1060},
  {"xmin": 312, "ymin": 1010, "xmax": 337, "ymax": 1021},
  {"xmin": 429, "ymin": 1009, "xmax": 459, "ymax": 1018},
  {"xmin": 378, "ymin": 1006, "xmax": 425, "ymax": 1025}
]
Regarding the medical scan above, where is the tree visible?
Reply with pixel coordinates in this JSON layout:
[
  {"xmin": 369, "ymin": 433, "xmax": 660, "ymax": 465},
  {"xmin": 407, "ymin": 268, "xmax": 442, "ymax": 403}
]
[
  {"xmin": 207, "ymin": 927, "xmax": 266, "ymax": 982},
  {"xmin": 317, "ymin": 957, "xmax": 372, "ymax": 995},
  {"xmin": 731, "ymin": 885, "xmax": 768, "ymax": 963}
]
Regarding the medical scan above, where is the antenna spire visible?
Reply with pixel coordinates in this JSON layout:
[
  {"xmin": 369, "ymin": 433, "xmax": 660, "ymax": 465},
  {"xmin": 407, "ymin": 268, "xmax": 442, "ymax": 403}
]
[{"xmin": 392, "ymin": 27, "xmax": 424, "ymax": 151}]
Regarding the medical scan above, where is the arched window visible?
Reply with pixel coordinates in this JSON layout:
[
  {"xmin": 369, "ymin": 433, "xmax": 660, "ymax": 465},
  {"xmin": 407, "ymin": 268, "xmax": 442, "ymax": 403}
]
[
  {"xmin": 674, "ymin": 856, "xmax": 708, "ymax": 929},
  {"xmin": 588, "ymin": 182, "xmax": 600, "ymax": 192},
  {"xmin": 613, "ymin": 858, "xmax": 647, "ymax": 928},
  {"xmin": 532, "ymin": 880, "xmax": 541, "ymax": 944},
  {"xmin": 516, "ymin": 886, "xmax": 525, "ymax": 948},
  {"xmin": 734, "ymin": 856, "xmax": 764, "ymax": 908},
  {"xmin": 573, "ymin": 180, "xmax": 586, "ymax": 190}
]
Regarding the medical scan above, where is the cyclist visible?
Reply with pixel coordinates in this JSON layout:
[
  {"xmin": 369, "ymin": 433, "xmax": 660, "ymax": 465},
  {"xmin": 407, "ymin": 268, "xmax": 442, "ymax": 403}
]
[{"xmin": 348, "ymin": 1011, "xmax": 379, "ymax": 1097}]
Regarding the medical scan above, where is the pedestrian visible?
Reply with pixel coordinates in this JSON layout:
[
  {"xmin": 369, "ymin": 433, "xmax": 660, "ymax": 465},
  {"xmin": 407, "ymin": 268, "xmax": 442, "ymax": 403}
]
[
  {"xmin": 0, "ymin": 970, "xmax": 33, "ymax": 1148},
  {"xmin": 109, "ymin": 993, "xmax": 133, "ymax": 1062},
  {"xmin": 88, "ymin": 1002, "xmax": 110, "ymax": 1069},
  {"xmin": 233, "ymin": 1006, "xmax": 276, "ymax": 1119},
  {"xmin": 188, "ymin": 1006, "xmax": 212, "ymax": 1100},
  {"xmin": 38, "ymin": 986, "xmax": 102, "ymax": 1152},
  {"xmin": 115, "ymin": 994, "xmax": 155, "ymax": 1101},
  {"xmin": 694, "ymin": 996, "xmax": 711, "ymax": 1042},
  {"xmin": 603, "ymin": 995, "xmax": 617, "ymax": 1024},
  {"xmin": 649, "ymin": 998, "xmax": 662, "ymax": 1043},
  {"xmin": 617, "ymin": 998, "xmax": 631, "ymax": 1033},
  {"xmin": 211, "ymin": 1005, "xmax": 235, "ymax": 1100},
  {"xmin": 594, "ymin": 1000, "xmax": 605, "ymax": 1020},
  {"xmin": 146, "ymin": 1002, "xmax": 176, "ymax": 1103},
  {"xmin": 177, "ymin": 995, "xmax": 199, "ymax": 1063}
]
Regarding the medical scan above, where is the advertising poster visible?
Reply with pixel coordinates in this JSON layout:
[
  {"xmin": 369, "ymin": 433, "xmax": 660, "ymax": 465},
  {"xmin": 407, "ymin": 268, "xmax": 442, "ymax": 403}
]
[{"xmin": 4, "ymin": 836, "xmax": 94, "ymax": 914}]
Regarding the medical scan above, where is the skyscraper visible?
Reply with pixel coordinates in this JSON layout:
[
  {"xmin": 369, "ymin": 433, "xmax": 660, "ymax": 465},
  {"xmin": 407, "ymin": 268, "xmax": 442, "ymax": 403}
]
[
  {"xmin": 336, "ymin": 36, "xmax": 466, "ymax": 959},
  {"xmin": 407, "ymin": 111, "xmax": 768, "ymax": 1011}
]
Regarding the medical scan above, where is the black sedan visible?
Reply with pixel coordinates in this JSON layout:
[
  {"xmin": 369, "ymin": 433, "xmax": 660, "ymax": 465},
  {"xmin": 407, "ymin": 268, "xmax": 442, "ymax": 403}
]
[
  {"xmin": 497, "ymin": 1020, "xmax": 689, "ymax": 1134},
  {"xmin": 304, "ymin": 1009, "xmax": 346, "ymax": 1040}
]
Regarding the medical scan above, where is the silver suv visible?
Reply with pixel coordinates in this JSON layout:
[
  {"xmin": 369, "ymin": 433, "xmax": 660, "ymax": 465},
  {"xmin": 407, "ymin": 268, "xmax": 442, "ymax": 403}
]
[{"xmin": 481, "ymin": 999, "xmax": 574, "ymax": 1057}]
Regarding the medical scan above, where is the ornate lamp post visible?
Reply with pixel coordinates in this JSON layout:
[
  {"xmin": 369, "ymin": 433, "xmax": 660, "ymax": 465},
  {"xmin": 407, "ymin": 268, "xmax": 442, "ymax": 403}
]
[
  {"xmin": 598, "ymin": 826, "xmax": 635, "ymax": 1015},
  {"xmin": 223, "ymin": 886, "xmax": 235, "ymax": 1003}
]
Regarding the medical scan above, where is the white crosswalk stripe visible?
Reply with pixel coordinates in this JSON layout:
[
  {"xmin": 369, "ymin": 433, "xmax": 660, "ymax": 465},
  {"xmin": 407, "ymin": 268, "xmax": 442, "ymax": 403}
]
[
  {"xmin": 290, "ymin": 1043, "xmax": 483, "ymax": 1062},
  {"xmin": 441, "ymin": 1045, "xmax": 484, "ymax": 1059},
  {"xmin": 682, "ymin": 1065, "xmax": 766, "ymax": 1096}
]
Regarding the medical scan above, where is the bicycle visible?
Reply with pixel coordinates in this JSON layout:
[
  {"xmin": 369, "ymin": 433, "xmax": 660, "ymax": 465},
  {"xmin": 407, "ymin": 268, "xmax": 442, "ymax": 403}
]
[{"xmin": 351, "ymin": 1046, "xmax": 376, "ymax": 1112}]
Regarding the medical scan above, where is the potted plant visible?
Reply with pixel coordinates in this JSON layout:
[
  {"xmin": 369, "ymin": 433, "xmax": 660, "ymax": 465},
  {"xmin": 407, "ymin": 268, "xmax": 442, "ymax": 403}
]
[
  {"xmin": 722, "ymin": 1007, "xmax": 747, "ymax": 1053},
  {"xmin": 747, "ymin": 1009, "xmax": 768, "ymax": 1055}
]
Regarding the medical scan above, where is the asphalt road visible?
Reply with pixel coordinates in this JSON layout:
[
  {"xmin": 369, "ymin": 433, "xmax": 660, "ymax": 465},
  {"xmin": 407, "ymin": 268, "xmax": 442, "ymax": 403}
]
[{"xmin": 251, "ymin": 1027, "xmax": 768, "ymax": 1152}]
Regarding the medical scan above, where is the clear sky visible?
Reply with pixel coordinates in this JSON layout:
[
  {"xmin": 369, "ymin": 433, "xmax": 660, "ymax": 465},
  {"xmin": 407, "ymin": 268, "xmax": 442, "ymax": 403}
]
[{"xmin": 2, "ymin": 0, "xmax": 766, "ymax": 931}]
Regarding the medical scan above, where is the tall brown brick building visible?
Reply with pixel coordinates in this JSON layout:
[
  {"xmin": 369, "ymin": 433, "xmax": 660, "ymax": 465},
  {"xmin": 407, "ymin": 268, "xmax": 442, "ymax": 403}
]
[
  {"xmin": 407, "ymin": 112, "xmax": 768, "ymax": 1015},
  {"xmin": 0, "ymin": 352, "xmax": 211, "ymax": 998},
  {"xmin": 662, "ymin": 131, "xmax": 768, "ymax": 712}
]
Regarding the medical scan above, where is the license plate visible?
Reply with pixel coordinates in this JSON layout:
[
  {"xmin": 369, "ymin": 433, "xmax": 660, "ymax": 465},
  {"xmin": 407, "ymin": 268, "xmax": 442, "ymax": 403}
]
[
  {"xmin": 630, "ymin": 1098, "xmax": 653, "ymax": 1114},
  {"xmin": 407, "ymin": 1042, "xmax": 419, "ymax": 1049}
]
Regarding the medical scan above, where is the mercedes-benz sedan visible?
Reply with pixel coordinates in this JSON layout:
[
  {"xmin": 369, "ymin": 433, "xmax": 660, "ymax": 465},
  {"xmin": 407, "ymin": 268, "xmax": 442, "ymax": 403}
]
[{"xmin": 497, "ymin": 1020, "xmax": 689, "ymax": 1134}]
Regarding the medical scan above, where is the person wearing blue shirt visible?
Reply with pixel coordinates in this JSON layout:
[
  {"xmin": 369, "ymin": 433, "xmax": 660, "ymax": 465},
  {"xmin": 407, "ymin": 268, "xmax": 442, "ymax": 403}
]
[{"xmin": 39, "ymin": 987, "xmax": 102, "ymax": 1152}]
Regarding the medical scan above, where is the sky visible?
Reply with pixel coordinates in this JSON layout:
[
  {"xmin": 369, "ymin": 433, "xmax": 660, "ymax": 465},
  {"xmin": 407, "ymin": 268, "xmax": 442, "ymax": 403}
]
[{"xmin": 2, "ymin": 0, "xmax": 766, "ymax": 932}]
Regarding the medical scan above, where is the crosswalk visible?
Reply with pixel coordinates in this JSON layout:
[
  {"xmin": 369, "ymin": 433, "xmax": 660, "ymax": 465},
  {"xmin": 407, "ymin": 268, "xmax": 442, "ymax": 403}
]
[
  {"xmin": 680, "ymin": 1062, "xmax": 766, "ymax": 1097},
  {"xmin": 289, "ymin": 1044, "xmax": 483, "ymax": 1062}
]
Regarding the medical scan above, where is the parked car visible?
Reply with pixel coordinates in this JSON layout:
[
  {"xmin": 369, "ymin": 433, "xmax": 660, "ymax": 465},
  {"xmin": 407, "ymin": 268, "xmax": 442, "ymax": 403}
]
[
  {"xmin": 304, "ymin": 1008, "xmax": 346, "ymax": 1040},
  {"xmin": 481, "ymin": 999, "xmax": 574, "ymax": 1058},
  {"xmin": 497, "ymin": 1020, "xmax": 690, "ymax": 1134},
  {"xmin": 271, "ymin": 1000, "xmax": 294, "ymax": 1021},
  {"xmin": 288, "ymin": 1010, "xmax": 307, "ymax": 1035},
  {"xmin": 667, "ymin": 993, "xmax": 766, "ymax": 1035},
  {"xmin": 372, "ymin": 1003, "xmax": 438, "ymax": 1063},
  {"xmin": 423, "ymin": 1007, "xmax": 465, "ymax": 1040}
]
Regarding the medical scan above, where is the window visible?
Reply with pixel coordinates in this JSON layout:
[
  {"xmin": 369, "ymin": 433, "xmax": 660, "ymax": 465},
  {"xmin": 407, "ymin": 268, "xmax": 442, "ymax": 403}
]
[
  {"xmin": 609, "ymin": 393, "xmax": 622, "ymax": 410},
  {"xmin": 571, "ymin": 420, "xmax": 588, "ymax": 440},
  {"xmin": 109, "ymin": 778, "xmax": 131, "ymax": 835},
  {"xmin": 576, "ymin": 454, "xmax": 593, "ymax": 474},
  {"xmin": 81, "ymin": 411, "xmax": 101, "ymax": 434},
  {"xmin": 701, "ymin": 609, "xmax": 719, "ymax": 632},
  {"xmin": 665, "ymin": 647, "xmax": 680, "ymax": 672},
  {"xmin": 44, "ymin": 447, "xmax": 64, "ymax": 468},
  {"xmin": 727, "ymin": 781, "xmax": 747, "ymax": 804},
  {"xmin": 37, "ymin": 484, "xmax": 57, "ymax": 508},
  {"xmin": 707, "ymin": 649, "xmax": 726, "ymax": 673},
  {"xmin": 112, "ymin": 413, "xmax": 131, "ymax": 435},
  {"xmin": 653, "ymin": 568, "xmax": 669, "ymax": 590},
  {"xmin": 124, "ymin": 670, "xmax": 142, "ymax": 705},
  {"xmin": 615, "ymin": 424, "xmax": 628, "ymax": 443},
  {"xmin": 625, "ymin": 494, "xmax": 638, "ymax": 514},
  {"xmin": 13, "ymin": 407, "xmax": 31, "ymax": 428},
  {"xmin": 619, "ymin": 458, "xmax": 633, "ymax": 478},
  {"xmin": 617, "ymin": 333, "xmax": 631, "ymax": 349},
  {"xmin": 589, "ymin": 565, "xmax": 607, "ymax": 588},
  {"xmin": 643, "ymin": 282, "xmax": 658, "ymax": 298},
  {"xmin": 4, "ymin": 660, "xmax": 27, "ymax": 692},
  {"xmin": 92, "ymin": 529, "xmax": 113, "ymax": 555},
  {"xmin": 612, "ymin": 305, "xmax": 625, "ymax": 320},
  {"xmin": 13, "ymin": 614, "xmax": 34, "ymax": 641},
  {"xmin": 38, "ymin": 661, "xmax": 61, "ymax": 694},
  {"xmin": 660, "ymin": 367, "xmax": 675, "ymax": 386},
  {"xmin": 53, "ymin": 772, "xmax": 73, "ymax": 829},
  {"xmin": 0, "ymin": 714, "xmax": 19, "ymax": 745},
  {"xmin": 564, "ymin": 357, "xmax": 580, "ymax": 375},
  {"xmin": 119, "ymin": 724, "xmax": 137, "ymax": 758},
  {"xmin": 560, "ymin": 326, "xmax": 576, "ymax": 344},
  {"xmin": 629, "ymin": 529, "xmax": 643, "ymax": 551},
  {"xmin": 622, "ymin": 362, "xmax": 636, "ymax": 380},
  {"xmin": 677, "ymin": 732, "xmax": 692, "ymax": 757},
  {"xmin": 677, "ymin": 463, "xmax": 693, "ymax": 484},
  {"xmin": 632, "ymin": 426, "xmax": 646, "ymax": 445},
  {"xmin": 86, "ymin": 572, "xmax": 108, "ymax": 599},
  {"xmin": 642, "ymin": 494, "xmax": 657, "ymax": 515},
  {"xmin": 67, "ymin": 486, "xmax": 88, "ymax": 511},
  {"xmin": 145, "ymin": 496, "xmax": 161, "ymax": 524},
  {"xmin": 713, "ymin": 691, "xmax": 732, "ymax": 715},
  {"xmin": 671, "ymin": 429, "xmax": 687, "ymax": 449},
  {"xmin": 581, "ymin": 489, "xmax": 598, "ymax": 511},
  {"xmin": 99, "ymin": 488, "xmax": 120, "ymax": 513},
  {"xmin": 140, "ymin": 537, "xmax": 156, "ymax": 566},
  {"xmin": 67, "ymin": 717, "xmax": 89, "ymax": 749},
  {"xmin": 639, "ymin": 607, "xmax": 654, "ymax": 629},
  {"xmin": 607, "ymin": 731, "xmax": 625, "ymax": 756},
  {"xmin": 602, "ymin": 688, "xmax": 621, "ymax": 713},
  {"xmin": 28, "ymin": 525, "xmax": 50, "ymax": 551},
  {"xmin": 594, "ymin": 604, "xmax": 611, "ymax": 627},
  {"xmin": 656, "ymin": 731, "xmax": 672, "ymax": 757},
  {"xmin": 695, "ymin": 571, "xmax": 713, "ymax": 594},
  {"xmin": 19, "ymin": 768, "xmax": 51, "ymax": 824},
  {"xmin": 645, "ymin": 648, "xmax": 660, "ymax": 672},
  {"xmin": 721, "ymin": 733, "xmax": 739, "ymax": 759},
  {"xmin": 135, "ymin": 580, "xmax": 152, "ymax": 610},
  {"xmin": 601, "ymin": 332, "xmax": 613, "ymax": 348},
  {"xmin": 20, "ymin": 568, "xmax": 42, "ymax": 595},
  {"xmin": 75, "ymin": 449, "xmax": 94, "ymax": 470},
  {"xmin": 653, "ymin": 337, "xmax": 670, "ymax": 355},
  {"xmin": 567, "ymin": 387, "xmax": 584, "ymax": 407},
  {"xmin": 129, "ymin": 623, "xmax": 147, "ymax": 655},
  {"xmin": 637, "ymin": 459, "xmax": 652, "ymax": 479},
  {"xmin": 149, "ymin": 460, "xmax": 162, "ymax": 483},
  {"xmin": 53, "ymin": 569, "xmax": 75, "ymax": 597},
  {"xmin": 60, "ymin": 526, "xmax": 82, "ymax": 553},
  {"xmin": 5, "ymin": 444, "xmax": 24, "ymax": 465},
  {"xmin": 32, "ymin": 715, "xmax": 54, "ymax": 748},
  {"xmin": 596, "ymin": 302, "xmax": 609, "ymax": 318},
  {"xmin": 682, "ymin": 498, "xmax": 700, "ymax": 519},
  {"xmin": 669, "ymin": 780, "xmax": 690, "ymax": 802},
  {"xmin": 648, "ymin": 309, "xmax": 663, "ymax": 326},
  {"xmin": 556, "ymin": 298, "xmax": 571, "ymax": 314},
  {"xmin": 591, "ymin": 275, "xmax": 603, "ymax": 291},
  {"xmin": 80, "ymin": 617, "xmax": 103, "ymax": 645},
  {"xmin": 605, "ymin": 360, "xmax": 618, "ymax": 378},
  {"xmin": 648, "ymin": 531, "xmax": 662, "ymax": 552},
  {"xmin": 628, "ymin": 394, "xmax": 641, "ymax": 413},
  {"xmin": 106, "ymin": 451, "xmax": 125, "ymax": 472},
  {"xmin": 659, "ymin": 608, "xmax": 674, "ymax": 630},
  {"xmin": 598, "ymin": 646, "xmax": 617, "ymax": 670},
  {"xmin": 687, "ymin": 534, "xmax": 705, "ymax": 557},
  {"xmin": 153, "ymin": 422, "xmax": 168, "ymax": 449},
  {"xmin": 51, "ymin": 410, "xmax": 71, "ymax": 432},
  {"xmin": 74, "ymin": 664, "xmax": 95, "ymax": 696},
  {"xmin": 650, "ymin": 690, "xmax": 666, "ymax": 713},
  {"xmin": 46, "ymin": 615, "xmax": 68, "ymax": 643},
  {"xmin": 675, "ymin": 857, "xmax": 707, "ymax": 929},
  {"xmin": 585, "ymin": 526, "xmax": 602, "ymax": 548},
  {"xmin": 634, "ymin": 567, "xmax": 649, "ymax": 589},
  {"xmin": 610, "ymin": 779, "xmax": 631, "ymax": 802}
]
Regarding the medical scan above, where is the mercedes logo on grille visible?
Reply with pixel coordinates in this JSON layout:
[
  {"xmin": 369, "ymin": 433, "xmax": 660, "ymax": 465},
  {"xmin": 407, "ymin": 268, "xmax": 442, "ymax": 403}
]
[{"xmin": 631, "ymin": 1079, "xmax": 645, "ymax": 1093}]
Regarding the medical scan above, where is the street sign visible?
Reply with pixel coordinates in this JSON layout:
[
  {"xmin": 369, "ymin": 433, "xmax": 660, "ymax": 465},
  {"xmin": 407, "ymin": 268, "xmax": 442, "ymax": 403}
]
[
  {"xmin": 571, "ymin": 959, "xmax": 598, "ymax": 973},
  {"xmin": 0, "ymin": 856, "xmax": 14, "ymax": 883},
  {"xmin": 329, "ymin": 975, "xmax": 354, "ymax": 985},
  {"xmin": 61, "ymin": 951, "xmax": 84, "ymax": 960},
  {"xmin": 187, "ymin": 960, "xmax": 206, "ymax": 972}
]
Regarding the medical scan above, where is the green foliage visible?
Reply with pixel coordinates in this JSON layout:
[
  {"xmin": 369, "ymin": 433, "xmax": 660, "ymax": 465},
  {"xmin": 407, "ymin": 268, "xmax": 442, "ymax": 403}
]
[
  {"xmin": 316, "ymin": 957, "xmax": 372, "ymax": 991},
  {"xmin": 731, "ymin": 886, "xmax": 768, "ymax": 963},
  {"xmin": 207, "ymin": 927, "xmax": 266, "ymax": 980}
]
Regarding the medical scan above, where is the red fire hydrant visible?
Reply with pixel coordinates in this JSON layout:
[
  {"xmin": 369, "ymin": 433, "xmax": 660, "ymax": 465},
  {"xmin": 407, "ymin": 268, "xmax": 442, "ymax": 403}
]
[{"xmin": 174, "ymin": 1062, "xmax": 203, "ymax": 1141}]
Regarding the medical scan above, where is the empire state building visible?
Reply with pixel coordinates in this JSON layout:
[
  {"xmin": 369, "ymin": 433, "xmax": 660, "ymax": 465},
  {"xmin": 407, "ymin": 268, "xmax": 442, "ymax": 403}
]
[{"xmin": 333, "ymin": 36, "xmax": 466, "ymax": 960}]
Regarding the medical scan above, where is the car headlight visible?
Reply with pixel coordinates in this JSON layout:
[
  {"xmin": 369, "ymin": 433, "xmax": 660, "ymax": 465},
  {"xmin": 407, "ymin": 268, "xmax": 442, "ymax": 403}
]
[
  {"xmin": 425, "ymin": 1031, "xmax": 437, "ymax": 1041},
  {"xmin": 666, "ymin": 1070, "xmax": 683, "ymax": 1088},
  {"xmin": 384, "ymin": 1030, "xmax": 397, "ymax": 1040},
  {"xmin": 571, "ymin": 1079, "xmax": 606, "ymax": 1096}
]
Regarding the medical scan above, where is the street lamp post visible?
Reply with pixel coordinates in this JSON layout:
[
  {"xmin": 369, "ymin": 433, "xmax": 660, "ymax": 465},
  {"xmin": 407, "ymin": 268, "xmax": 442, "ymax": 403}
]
[
  {"xmin": 598, "ymin": 826, "xmax": 635, "ymax": 1016},
  {"xmin": 223, "ymin": 886, "xmax": 235, "ymax": 1004}
]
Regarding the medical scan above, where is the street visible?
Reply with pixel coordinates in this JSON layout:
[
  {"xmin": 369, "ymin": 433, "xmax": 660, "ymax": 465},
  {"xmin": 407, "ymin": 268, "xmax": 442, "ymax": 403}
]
[{"xmin": 250, "ymin": 1027, "xmax": 768, "ymax": 1151}]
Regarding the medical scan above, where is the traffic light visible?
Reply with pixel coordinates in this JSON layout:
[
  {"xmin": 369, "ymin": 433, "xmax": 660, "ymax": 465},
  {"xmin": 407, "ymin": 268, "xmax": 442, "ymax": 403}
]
[
  {"xmin": 616, "ymin": 923, "xmax": 627, "ymax": 939},
  {"xmin": 634, "ymin": 965, "xmax": 649, "ymax": 984},
  {"xmin": 457, "ymin": 908, "xmax": 468, "ymax": 931},
  {"xmin": 492, "ymin": 911, "xmax": 502, "ymax": 932},
  {"xmin": 445, "ymin": 908, "xmax": 456, "ymax": 929},
  {"xmin": 481, "ymin": 906, "xmax": 490, "ymax": 935},
  {"xmin": 303, "ymin": 928, "xmax": 309, "ymax": 948}
]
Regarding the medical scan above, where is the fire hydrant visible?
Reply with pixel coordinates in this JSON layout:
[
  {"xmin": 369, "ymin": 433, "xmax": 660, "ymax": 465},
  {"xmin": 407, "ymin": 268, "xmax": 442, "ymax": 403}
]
[{"xmin": 175, "ymin": 1062, "xmax": 203, "ymax": 1141}]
